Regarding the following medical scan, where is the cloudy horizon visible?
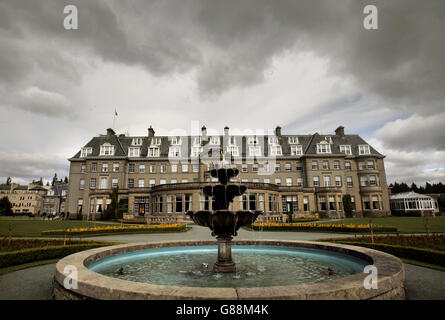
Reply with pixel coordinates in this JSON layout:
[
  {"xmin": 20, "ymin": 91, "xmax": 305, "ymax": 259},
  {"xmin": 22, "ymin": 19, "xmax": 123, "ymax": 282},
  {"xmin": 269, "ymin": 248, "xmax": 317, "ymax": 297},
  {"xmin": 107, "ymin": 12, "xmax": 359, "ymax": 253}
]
[{"xmin": 0, "ymin": 0, "xmax": 444, "ymax": 186}]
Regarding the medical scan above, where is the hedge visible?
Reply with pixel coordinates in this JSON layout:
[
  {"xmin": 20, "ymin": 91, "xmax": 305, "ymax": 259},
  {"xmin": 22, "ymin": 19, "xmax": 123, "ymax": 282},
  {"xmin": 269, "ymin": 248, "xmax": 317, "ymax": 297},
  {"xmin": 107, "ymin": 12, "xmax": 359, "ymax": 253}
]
[
  {"xmin": 0, "ymin": 242, "xmax": 116, "ymax": 268},
  {"xmin": 391, "ymin": 211, "xmax": 422, "ymax": 217},
  {"xmin": 41, "ymin": 224, "xmax": 187, "ymax": 236},
  {"xmin": 330, "ymin": 241, "xmax": 445, "ymax": 267},
  {"xmin": 246, "ymin": 223, "xmax": 397, "ymax": 233}
]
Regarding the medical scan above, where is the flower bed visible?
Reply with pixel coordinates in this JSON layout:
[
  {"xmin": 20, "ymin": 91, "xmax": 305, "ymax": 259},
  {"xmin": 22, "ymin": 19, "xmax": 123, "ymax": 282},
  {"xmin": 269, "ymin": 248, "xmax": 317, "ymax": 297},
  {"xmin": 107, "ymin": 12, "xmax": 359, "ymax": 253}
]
[
  {"xmin": 0, "ymin": 239, "xmax": 118, "ymax": 268},
  {"xmin": 320, "ymin": 235, "xmax": 445, "ymax": 267},
  {"xmin": 323, "ymin": 234, "xmax": 445, "ymax": 251},
  {"xmin": 41, "ymin": 223, "xmax": 187, "ymax": 236},
  {"xmin": 247, "ymin": 222, "xmax": 397, "ymax": 233}
]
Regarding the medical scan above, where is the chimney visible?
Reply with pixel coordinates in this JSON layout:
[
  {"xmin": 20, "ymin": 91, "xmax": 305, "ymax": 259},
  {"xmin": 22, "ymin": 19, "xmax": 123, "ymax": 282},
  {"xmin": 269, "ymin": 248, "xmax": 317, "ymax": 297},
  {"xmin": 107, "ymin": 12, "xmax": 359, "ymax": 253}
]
[
  {"xmin": 106, "ymin": 128, "xmax": 115, "ymax": 136},
  {"xmin": 224, "ymin": 126, "xmax": 229, "ymax": 136},
  {"xmin": 275, "ymin": 126, "xmax": 281, "ymax": 137},
  {"xmin": 201, "ymin": 125, "xmax": 207, "ymax": 138},
  {"xmin": 335, "ymin": 126, "xmax": 345, "ymax": 136},
  {"xmin": 148, "ymin": 125, "xmax": 155, "ymax": 137}
]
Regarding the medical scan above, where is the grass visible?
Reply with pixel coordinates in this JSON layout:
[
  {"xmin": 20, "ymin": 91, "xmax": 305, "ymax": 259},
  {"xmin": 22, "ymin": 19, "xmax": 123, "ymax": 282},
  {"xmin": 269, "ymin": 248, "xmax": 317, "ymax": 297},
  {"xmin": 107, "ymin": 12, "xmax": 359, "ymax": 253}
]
[
  {"xmin": 316, "ymin": 216, "xmax": 445, "ymax": 234},
  {"xmin": 0, "ymin": 258, "xmax": 60, "ymax": 276},
  {"xmin": 400, "ymin": 258, "xmax": 445, "ymax": 272},
  {"xmin": 0, "ymin": 217, "xmax": 121, "ymax": 237}
]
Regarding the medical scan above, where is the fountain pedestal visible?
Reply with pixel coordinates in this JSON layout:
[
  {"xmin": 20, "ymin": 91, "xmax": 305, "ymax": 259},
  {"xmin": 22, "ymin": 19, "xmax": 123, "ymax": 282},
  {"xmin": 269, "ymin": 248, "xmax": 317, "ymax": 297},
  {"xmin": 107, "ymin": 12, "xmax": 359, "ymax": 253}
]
[{"xmin": 213, "ymin": 236, "xmax": 236, "ymax": 273}]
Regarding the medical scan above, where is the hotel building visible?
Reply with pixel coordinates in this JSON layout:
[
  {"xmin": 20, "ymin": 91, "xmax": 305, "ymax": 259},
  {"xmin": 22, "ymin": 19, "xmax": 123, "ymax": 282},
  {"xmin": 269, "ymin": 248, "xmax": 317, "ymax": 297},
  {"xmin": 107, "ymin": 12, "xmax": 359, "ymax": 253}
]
[{"xmin": 66, "ymin": 125, "xmax": 391, "ymax": 222}]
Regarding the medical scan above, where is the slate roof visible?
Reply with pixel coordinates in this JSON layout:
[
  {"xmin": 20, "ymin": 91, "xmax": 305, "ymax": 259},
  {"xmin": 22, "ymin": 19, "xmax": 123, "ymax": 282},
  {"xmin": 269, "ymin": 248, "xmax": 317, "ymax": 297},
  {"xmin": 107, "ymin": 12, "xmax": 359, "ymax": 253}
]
[{"xmin": 70, "ymin": 128, "xmax": 383, "ymax": 159}]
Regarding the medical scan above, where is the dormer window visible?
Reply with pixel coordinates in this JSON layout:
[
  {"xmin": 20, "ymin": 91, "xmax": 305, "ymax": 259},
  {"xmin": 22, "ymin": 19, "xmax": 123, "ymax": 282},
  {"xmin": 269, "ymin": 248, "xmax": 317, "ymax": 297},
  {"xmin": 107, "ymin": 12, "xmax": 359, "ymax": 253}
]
[
  {"xmin": 340, "ymin": 145, "xmax": 352, "ymax": 155},
  {"xmin": 291, "ymin": 145, "xmax": 303, "ymax": 156},
  {"xmin": 80, "ymin": 147, "xmax": 92, "ymax": 157},
  {"xmin": 128, "ymin": 147, "xmax": 141, "ymax": 157},
  {"xmin": 131, "ymin": 138, "xmax": 143, "ymax": 146},
  {"xmin": 99, "ymin": 143, "xmax": 115, "ymax": 156},
  {"xmin": 317, "ymin": 141, "xmax": 331, "ymax": 154},
  {"xmin": 148, "ymin": 146, "xmax": 160, "ymax": 157},
  {"xmin": 209, "ymin": 136, "xmax": 220, "ymax": 145},
  {"xmin": 358, "ymin": 145, "xmax": 371, "ymax": 155},
  {"xmin": 270, "ymin": 145, "xmax": 282, "ymax": 156},
  {"xmin": 191, "ymin": 146, "xmax": 203, "ymax": 157},
  {"xmin": 170, "ymin": 137, "xmax": 181, "ymax": 145},
  {"xmin": 248, "ymin": 136, "xmax": 260, "ymax": 145},
  {"xmin": 169, "ymin": 146, "xmax": 181, "ymax": 157},
  {"xmin": 268, "ymin": 136, "xmax": 279, "ymax": 145},
  {"xmin": 324, "ymin": 136, "xmax": 333, "ymax": 144},
  {"xmin": 192, "ymin": 137, "xmax": 202, "ymax": 146},
  {"xmin": 288, "ymin": 137, "xmax": 299, "ymax": 144},
  {"xmin": 248, "ymin": 146, "xmax": 262, "ymax": 157},
  {"xmin": 151, "ymin": 137, "xmax": 161, "ymax": 145}
]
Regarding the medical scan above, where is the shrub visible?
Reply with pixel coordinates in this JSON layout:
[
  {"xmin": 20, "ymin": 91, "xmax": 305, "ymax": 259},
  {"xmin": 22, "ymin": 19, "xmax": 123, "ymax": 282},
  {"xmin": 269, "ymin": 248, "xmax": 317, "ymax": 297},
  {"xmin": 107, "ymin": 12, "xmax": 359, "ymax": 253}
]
[
  {"xmin": 343, "ymin": 195, "xmax": 353, "ymax": 218},
  {"xmin": 391, "ymin": 211, "xmax": 422, "ymax": 217},
  {"xmin": 41, "ymin": 224, "xmax": 187, "ymax": 236},
  {"xmin": 247, "ymin": 222, "xmax": 397, "ymax": 233}
]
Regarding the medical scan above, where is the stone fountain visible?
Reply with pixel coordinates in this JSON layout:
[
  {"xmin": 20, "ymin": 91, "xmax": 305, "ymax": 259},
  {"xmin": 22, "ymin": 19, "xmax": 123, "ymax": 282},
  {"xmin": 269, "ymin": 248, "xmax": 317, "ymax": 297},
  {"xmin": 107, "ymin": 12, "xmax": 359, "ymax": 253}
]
[{"xmin": 187, "ymin": 162, "xmax": 262, "ymax": 273}]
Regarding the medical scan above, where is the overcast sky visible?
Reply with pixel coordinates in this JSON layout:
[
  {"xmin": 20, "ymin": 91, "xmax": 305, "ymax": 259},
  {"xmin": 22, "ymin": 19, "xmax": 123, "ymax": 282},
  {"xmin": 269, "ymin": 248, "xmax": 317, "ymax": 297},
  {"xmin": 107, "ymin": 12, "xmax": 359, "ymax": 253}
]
[{"xmin": 0, "ymin": 0, "xmax": 444, "ymax": 185}]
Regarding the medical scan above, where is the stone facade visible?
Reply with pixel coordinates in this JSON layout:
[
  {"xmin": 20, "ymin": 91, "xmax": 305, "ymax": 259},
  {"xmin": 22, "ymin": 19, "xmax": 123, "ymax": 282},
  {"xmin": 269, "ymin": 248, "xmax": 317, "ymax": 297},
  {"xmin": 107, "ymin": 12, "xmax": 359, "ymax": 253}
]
[{"xmin": 66, "ymin": 125, "xmax": 391, "ymax": 221}]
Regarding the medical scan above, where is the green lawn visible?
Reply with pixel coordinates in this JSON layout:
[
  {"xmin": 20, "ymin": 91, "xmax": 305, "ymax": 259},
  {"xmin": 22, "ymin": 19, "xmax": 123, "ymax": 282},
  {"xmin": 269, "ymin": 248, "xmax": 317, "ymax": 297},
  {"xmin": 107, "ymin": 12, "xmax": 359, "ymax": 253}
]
[
  {"xmin": 316, "ymin": 216, "xmax": 445, "ymax": 233},
  {"xmin": 0, "ymin": 217, "xmax": 120, "ymax": 237}
]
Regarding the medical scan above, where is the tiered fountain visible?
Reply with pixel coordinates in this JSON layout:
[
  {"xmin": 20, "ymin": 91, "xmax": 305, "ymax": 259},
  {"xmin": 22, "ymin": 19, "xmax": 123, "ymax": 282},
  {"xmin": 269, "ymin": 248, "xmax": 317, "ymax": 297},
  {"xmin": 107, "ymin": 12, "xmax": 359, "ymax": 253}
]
[{"xmin": 186, "ymin": 166, "xmax": 262, "ymax": 272}]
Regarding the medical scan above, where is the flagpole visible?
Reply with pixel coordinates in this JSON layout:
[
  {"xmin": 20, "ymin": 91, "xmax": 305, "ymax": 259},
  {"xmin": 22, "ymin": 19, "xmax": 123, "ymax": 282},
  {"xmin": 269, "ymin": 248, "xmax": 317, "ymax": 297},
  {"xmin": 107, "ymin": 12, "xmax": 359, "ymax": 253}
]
[{"xmin": 113, "ymin": 108, "xmax": 117, "ymax": 130}]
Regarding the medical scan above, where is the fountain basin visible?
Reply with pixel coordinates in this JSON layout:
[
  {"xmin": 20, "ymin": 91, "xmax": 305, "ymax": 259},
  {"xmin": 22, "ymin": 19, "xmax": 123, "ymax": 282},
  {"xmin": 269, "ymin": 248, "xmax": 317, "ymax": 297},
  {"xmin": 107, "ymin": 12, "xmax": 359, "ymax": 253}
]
[{"xmin": 54, "ymin": 240, "xmax": 405, "ymax": 300}]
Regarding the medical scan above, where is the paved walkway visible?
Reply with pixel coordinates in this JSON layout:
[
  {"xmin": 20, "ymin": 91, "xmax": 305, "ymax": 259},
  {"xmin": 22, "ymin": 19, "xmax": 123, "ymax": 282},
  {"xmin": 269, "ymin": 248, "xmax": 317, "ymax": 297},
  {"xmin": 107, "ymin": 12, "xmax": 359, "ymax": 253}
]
[{"xmin": 1, "ymin": 226, "xmax": 444, "ymax": 300}]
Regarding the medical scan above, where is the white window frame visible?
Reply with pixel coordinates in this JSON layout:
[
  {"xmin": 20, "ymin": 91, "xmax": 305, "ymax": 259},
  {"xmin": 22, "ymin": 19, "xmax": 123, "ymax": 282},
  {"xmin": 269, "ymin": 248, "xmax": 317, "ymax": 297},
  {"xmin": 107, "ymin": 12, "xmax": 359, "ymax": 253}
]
[
  {"xmin": 288, "ymin": 136, "xmax": 299, "ymax": 144},
  {"xmin": 358, "ymin": 145, "xmax": 371, "ymax": 155},
  {"xmin": 291, "ymin": 145, "xmax": 303, "ymax": 156},
  {"xmin": 128, "ymin": 147, "xmax": 141, "ymax": 157},
  {"xmin": 80, "ymin": 147, "xmax": 92, "ymax": 157},
  {"xmin": 209, "ymin": 136, "xmax": 220, "ymax": 145},
  {"xmin": 151, "ymin": 137, "xmax": 161, "ymax": 146},
  {"xmin": 148, "ymin": 146, "xmax": 160, "ymax": 157},
  {"xmin": 169, "ymin": 146, "xmax": 181, "ymax": 157},
  {"xmin": 270, "ymin": 145, "xmax": 282, "ymax": 156},
  {"xmin": 317, "ymin": 141, "xmax": 331, "ymax": 154},
  {"xmin": 131, "ymin": 138, "xmax": 143, "ymax": 146},
  {"xmin": 100, "ymin": 143, "xmax": 115, "ymax": 156},
  {"xmin": 170, "ymin": 137, "xmax": 182, "ymax": 145},
  {"xmin": 248, "ymin": 146, "xmax": 262, "ymax": 157},
  {"xmin": 340, "ymin": 145, "xmax": 352, "ymax": 155}
]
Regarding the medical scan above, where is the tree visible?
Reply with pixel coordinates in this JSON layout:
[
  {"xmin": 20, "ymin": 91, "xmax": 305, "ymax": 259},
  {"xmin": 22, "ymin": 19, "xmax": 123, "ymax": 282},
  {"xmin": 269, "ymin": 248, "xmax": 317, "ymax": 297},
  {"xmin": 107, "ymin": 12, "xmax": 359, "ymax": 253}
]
[
  {"xmin": 52, "ymin": 173, "xmax": 58, "ymax": 186},
  {"xmin": 64, "ymin": 176, "xmax": 69, "ymax": 184},
  {"xmin": 343, "ymin": 194, "xmax": 353, "ymax": 218},
  {"xmin": 101, "ymin": 187, "xmax": 120, "ymax": 221},
  {"xmin": 0, "ymin": 197, "xmax": 13, "ymax": 216}
]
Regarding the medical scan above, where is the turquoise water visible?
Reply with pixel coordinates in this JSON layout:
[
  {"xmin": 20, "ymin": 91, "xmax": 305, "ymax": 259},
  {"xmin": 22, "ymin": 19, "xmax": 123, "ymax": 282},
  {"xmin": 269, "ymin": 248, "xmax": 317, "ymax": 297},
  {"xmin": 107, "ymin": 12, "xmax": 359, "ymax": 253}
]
[{"xmin": 87, "ymin": 245, "xmax": 368, "ymax": 288}]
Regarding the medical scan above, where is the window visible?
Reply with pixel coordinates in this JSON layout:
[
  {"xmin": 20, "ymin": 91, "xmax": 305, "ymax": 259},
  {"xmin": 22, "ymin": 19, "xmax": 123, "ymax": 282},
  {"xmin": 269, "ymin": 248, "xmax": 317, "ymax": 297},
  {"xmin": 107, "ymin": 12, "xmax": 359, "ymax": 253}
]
[
  {"xmin": 372, "ymin": 196, "xmax": 380, "ymax": 210},
  {"xmin": 100, "ymin": 143, "xmax": 115, "ymax": 156},
  {"xmin": 288, "ymin": 136, "xmax": 299, "ymax": 144},
  {"xmin": 346, "ymin": 176, "xmax": 353, "ymax": 187},
  {"xmin": 131, "ymin": 138, "xmax": 143, "ymax": 146},
  {"xmin": 340, "ymin": 145, "xmax": 352, "ymax": 155},
  {"xmin": 112, "ymin": 178, "xmax": 118, "ymax": 188},
  {"xmin": 241, "ymin": 164, "xmax": 248, "ymax": 173},
  {"xmin": 161, "ymin": 164, "xmax": 167, "ymax": 173},
  {"xmin": 160, "ymin": 179, "xmax": 166, "ymax": 185},
  {"xmin": 128, "ymin": 179, "xmax": 134, "ymax": 188},
  {"xmin": 139, "ymin": 164, "xmax": 145, "ymax": 173},
  {"xmin": 192, "ymin": 137, "xmax": 201, "ymax": 146},
  {"xmin": 151, "ymin": 137, "xmax": 161, "ymax": 145},
  {"xmin": 249, "ymin": 146, "xmax": 262, "ymax": 157},
  {"xmin": 286, "ymin": 178, "xmax": 292, "ymax": 186},
  {"xmin": 80, "ymin": 179, "xmax": 85, "ymax": 190},
  {"xmin": 170, "ymin": 137, "xmax": 181, "ymax": 145},
  {"xmin": 138, "ymin": 179, "xmax": 145, "ymax": 188},
  {"xmin": 182, "ymin": 179, "xmax": 189, "ymax": 183},
  {"xmin": 303, "ymin": 196, "xmax": 309, "ymax": 211},
  {"xmin": 227, "ymin": 145, "xmax": 239, "ymax": 156},
  {"xmin": 150, "ymin": 164, "xmax": 156, "ymax": 173},
  {"xmin": 128, "ymin": 147, "xmax": 141, "ymax": 157},
  {"xmin": 175, "ymin": 194, "xmax": 183, "ymax": 213},
  {"xmin": 169, "ymin": 146, "xmax": 181, "ymax": 157},
  {"xmin": 270, "ymin": 145, "xmax": 282, "ymax": 156},
  {"xmin": 334, "ymin": 160, "xmax": 340, "ymax": 170},
  {"xmin": 345, "ymin": 161, "xmax": 351, "ymax": 170},
  {"xmin": 80, "ymin": 147, "xmax": 92, "ymax": 157},
  {"xmin": 369, "ymin": 175, "xmax": 377, "ymax": 186},
  {"xmin": 285, "ymin": 163, "xmax": 291, "ymax": 172},
  {"xmin": 249, "ymin": 194, "xmax": 257, "ymax": 211},
  {"xmin": 252, "ymin": 164, "xmax": 258, "ymax": 172},
  {"xmin": 296, "ymin": 162, "xmax": 303, "ymax": 171},
  {"xmin": 297, "ymin": 178, "xmax": 303, "ymax": 186},
  {"xmin": 312, "ymin": 161, "xmax": 319, "ymax": 170},
  {"xmin": 359, "ymin": 162, "xmax": 366, "ymax": 170},
  {"xmin": 275, "ymin": 163, "xmax": 281, "ymax": 172},
  {"xmin": 291, "ymin": 145, "xmax": 303, "ymax": 155},
  {"xmin": 193, "ymin": 164, "xmax": 199, "ymax": 173},
  {"xmin": 359, "ymin": 145, "xmax": 371, "ymax": 155},
  {"xmin": 91, "ymin": 162, "xmax": 97, "ymax": 172},
  {"xmin": 322, "ymin": 161, "xmax": 329, "ymax": 170},
  {"xmin": 149, "ymin": 179, "xmax": 155, "ymax": 187},
  {"xmin": 185, "ymin": 194, "xmax": 192, "ymax": 212},
  {"xmin": 264, "ymin": 178, "xmax": 270, "ymax": 184},
  {"xmin": 102, "ymin": 163, "xmax": 108, "ymax": 172},
  {"xmin": 268, "ymin": 136, "xmax": 279, "ymax": 145},
  {"xmin": 360, "ymin": 176, "xmax": 368, "ymax": 187},
  {"xmin": 129, "ymin": 163, "xmax": 135, "ymax": 173},
  {"xmin": 275, "ymin": 178, "xmax": 281, "ymax": 186},
  {"xmin": 317, "ymin": 141, "xmax": 331, "ymax": 154},
  {"xmin": 252, "ymin": 178, "xmax": 259, "ymax": 183},
  {"xmin": 171, "ymin": 178, "xmax": 177, "ymax": 184},
  {"xmin": 167, "ymin": 195, "xmax": 174, "ymax": 213},
  {"xmin": 191, "ymin": 146, "xmax": 202, "ymax": 157},
  {"xmin": 182, "ymin": 164, "xmax": 188, "ymax": 172},
  {"xmin": 313, "ymin": 176, "xmax": 320, "ymax": 187},
  {"xmin": 171, "ymin": 164, "xmax": 178, "ymax": 173},
  {"xmin": 329, "ymin": 196, "xmax": 336, "ymax": 211},
  {"xmin": 148, "ymin": 146, "xmax": 160, "ymax": 157},
  {"xmin": 363, "ymin": 196, "xmax": 371, "ymax": 210},
  {"xmin": 248, "ymin": 136, "xmax": 260, "ymax": 145},
  {"xmin": 90, "ymin": 178, "xmax": 96, "ymax": 189},
  {"xmin": 324, "ymin": 176, "xmax": 330, "ymax": 187},
  {"xmin": 113, "ymin": 162, "xmax": 119, "ymax": 172},
  {"xmin": 367, "ymin": 160, "xmax": 375, "ymax": 170},
  {"xmin": 335, "ymin": 176, "xmax": 342, "ymax": 187},
  {"xmin": 209, "ymin": 136, "xmax": 219, "ymax": 145}
]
